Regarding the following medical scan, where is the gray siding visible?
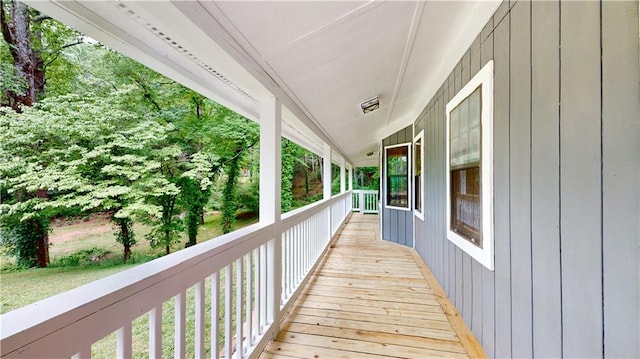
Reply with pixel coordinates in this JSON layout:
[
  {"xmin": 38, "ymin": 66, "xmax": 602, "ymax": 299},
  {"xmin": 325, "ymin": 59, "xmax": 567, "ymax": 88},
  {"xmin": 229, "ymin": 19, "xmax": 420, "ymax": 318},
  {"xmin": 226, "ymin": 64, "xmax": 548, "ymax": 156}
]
[
  {"xmin": 381, "ymin": 125, "xmax": 413, "ymax": 247},
  {"xmin": 412, "ymin": 1, "xmax": 640, "ymax": 358},
  {"xmin": 531, "ymin": 1, "xmax": 562, "ymax": 356},
  {"xmin": 602, "ymin": 2, "xmax": 640, "ymax": 356},
  {"xmin": 479, "ymin": 16, "xmax": 496, "ymax": 357}
]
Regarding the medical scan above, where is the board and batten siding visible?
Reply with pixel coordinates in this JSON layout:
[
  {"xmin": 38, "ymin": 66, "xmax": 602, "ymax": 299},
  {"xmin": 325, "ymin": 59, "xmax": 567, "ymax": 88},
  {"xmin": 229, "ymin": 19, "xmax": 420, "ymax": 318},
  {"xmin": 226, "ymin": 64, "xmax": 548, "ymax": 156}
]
[
  {"xmin": 381, "ymin": 125, "xmax": 413, "ymax": 247},
  {"xmin": 412, "ymin": 1, "xmax": 639, "ymax": 358}
]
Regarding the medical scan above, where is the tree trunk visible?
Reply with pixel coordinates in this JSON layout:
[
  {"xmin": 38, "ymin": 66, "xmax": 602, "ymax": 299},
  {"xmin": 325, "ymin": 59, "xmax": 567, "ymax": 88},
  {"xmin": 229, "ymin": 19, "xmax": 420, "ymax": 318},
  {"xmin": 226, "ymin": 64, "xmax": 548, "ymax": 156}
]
[
  {"xmin": 120, "ymin": 224, "xmax": 131, "ymax": 262},
  {"xmin": 35, "ymin": 220, "xmax": 49, "ymax": 267},
  {"xmin": 34, "ymin": 189, "xmax": 49, "ymax": 267},
  {"xmin": 305, "ymin": 171, "xmax": 309, "ymax": 194},
  {"xmin": 160, "ymin": 194, "xmax": 176, "ymax": 254},
  {"xmin": 30, "ymin": 12, "xmax": 45, "ymax": 98},
  {"xmin": 115, "ymin": 217, "xmax": 133, "ymax": 262},
  {"xmin": 0, "ymin": 0, "xmax": 43, "ymax": 111}
]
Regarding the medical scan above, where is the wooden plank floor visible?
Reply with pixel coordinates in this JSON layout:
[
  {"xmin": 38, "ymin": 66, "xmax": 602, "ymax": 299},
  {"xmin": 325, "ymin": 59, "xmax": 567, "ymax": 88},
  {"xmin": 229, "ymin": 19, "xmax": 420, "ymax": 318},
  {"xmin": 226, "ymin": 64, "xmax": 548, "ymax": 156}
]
[{"xmin": 260, "ymin": 214, "xmax": 486, "ymax": 359}]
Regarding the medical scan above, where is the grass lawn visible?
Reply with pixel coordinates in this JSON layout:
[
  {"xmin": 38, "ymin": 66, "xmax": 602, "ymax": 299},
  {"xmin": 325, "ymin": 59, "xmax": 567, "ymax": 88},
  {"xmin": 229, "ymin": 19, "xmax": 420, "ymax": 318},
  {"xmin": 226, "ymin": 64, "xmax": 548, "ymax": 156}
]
[
  {"xmin": 0, "ymin": 265, "xmax": 139, "ymax": 314},
  {"xmin": 0, "ymin": 211, "xmax": 258, "ymax": 314}
]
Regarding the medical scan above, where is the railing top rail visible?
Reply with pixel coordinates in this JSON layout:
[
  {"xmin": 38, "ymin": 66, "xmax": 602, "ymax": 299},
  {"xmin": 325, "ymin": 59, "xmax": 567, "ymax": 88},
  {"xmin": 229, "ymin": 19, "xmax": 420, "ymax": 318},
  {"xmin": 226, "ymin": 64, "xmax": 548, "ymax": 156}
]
[
  {"xmin": 353, "ymin": 189, "xmax": 379, "ymax": 194},
  {"xmin": 281, "ymin": 191, "xmax": 351, "ymax": 230}
]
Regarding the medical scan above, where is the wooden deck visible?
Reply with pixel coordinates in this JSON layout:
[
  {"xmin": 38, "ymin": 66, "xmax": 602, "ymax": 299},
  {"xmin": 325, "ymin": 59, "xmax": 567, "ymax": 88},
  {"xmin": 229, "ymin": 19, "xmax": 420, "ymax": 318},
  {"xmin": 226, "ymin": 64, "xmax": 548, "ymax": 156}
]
[{"xmin": 260, "ymin": 214, "xmax": 486, "ymax": 359}]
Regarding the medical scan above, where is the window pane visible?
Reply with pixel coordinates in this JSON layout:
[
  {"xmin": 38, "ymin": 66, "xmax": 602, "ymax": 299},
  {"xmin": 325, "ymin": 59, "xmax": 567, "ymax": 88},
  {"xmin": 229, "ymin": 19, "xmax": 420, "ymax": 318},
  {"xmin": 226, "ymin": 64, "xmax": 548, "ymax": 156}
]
[
  {"xmin": 450, "ymin": 166, "xmax": 481, "ymax": 247},
  {"xmin": 468, "ymin": 88, "xmax": 481, "ymax": 163},
  {"xmin": 459, "ymin": 98, "xmax": 469, "ymax": 162},
  {"xmin": 450, "ymin": 107, "xmax": 461, "ymax": 166},
  {"xmin": 450, "ymin": 86, "xmax": 481, "ymax": 167},
  {"xmin": 386, "ymin": 146, "xmax": 409, "ymax": 208}
]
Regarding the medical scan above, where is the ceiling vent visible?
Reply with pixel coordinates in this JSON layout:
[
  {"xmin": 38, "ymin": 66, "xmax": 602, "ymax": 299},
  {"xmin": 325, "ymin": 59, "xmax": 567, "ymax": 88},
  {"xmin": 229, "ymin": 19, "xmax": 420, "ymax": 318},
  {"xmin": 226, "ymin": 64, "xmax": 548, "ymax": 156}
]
[{"xmin": 360, "ymin": 95, "xmax": 380, "ymax": 114}]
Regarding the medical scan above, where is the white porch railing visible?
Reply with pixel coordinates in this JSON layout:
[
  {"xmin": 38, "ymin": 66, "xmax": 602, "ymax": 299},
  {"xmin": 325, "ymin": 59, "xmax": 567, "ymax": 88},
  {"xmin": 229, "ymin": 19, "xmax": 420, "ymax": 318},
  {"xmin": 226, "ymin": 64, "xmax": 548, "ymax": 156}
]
[
  {"xmin": 352, "ymin": 190, "xmax": 379, "ymax": 214},
  {"xmin": 0, "ymin": 191, "xmax": 353, "ymax": 359}
]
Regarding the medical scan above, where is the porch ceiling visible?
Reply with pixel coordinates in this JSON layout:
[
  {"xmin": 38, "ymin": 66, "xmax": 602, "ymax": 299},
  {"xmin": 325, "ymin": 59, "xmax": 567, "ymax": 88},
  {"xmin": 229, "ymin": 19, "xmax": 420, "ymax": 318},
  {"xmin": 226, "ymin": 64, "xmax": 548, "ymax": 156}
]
[{"xmin": 27, "ymin": 1, "xmax": 499, "ymax": 167}]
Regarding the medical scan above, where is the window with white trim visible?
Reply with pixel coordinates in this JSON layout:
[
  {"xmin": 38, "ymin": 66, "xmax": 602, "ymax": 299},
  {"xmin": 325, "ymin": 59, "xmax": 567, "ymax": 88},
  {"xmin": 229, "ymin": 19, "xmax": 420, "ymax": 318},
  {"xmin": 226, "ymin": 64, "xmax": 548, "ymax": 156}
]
[
  {"xmin": 413, "ymin": 130, "xmax": 424, "ymax": 219},
  {"xmin": 385, "ymin": 143, "xmax": 410, "ymax": 210},
  {"xmin": 446, "ymin": 60, "xmax": 494, "ymax": 270}
]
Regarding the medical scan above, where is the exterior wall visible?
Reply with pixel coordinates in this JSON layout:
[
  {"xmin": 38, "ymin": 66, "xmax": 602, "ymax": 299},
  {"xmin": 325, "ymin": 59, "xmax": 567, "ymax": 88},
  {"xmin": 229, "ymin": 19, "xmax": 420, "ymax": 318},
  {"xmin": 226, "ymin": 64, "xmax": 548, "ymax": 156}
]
[
  {"xmin": 381, "ymin": 125, "xmax": 413, "ymax": 247},
  {"xmin": 413, "ymin": 1, "xmax": 639, "ymax": 358}
]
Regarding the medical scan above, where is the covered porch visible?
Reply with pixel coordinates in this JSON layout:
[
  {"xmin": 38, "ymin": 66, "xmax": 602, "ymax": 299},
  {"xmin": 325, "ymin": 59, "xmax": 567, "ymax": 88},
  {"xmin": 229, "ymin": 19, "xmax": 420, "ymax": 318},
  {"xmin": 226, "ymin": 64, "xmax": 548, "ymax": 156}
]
[{"xmin": 2, "ymin": 1, "xmax": 638, "ymax": 358}]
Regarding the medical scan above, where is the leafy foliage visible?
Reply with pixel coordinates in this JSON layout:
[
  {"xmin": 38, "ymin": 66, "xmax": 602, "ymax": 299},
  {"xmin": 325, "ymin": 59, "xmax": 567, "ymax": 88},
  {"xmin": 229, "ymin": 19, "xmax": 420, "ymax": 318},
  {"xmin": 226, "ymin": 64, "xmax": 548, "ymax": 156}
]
[
  {"xmin": 0, "ymin": 215, "xmax": 49, "ymax": 267},
  {"xmin": 353, "ymin": 166, "xmax": 379, "ymax": 190},
  {"xmin": 331, "ymin": 163, "xmax": 342, "ymax": 196},
  {"xmin": 0, "ymin": 91, "xmax": 180, "ymax": 262},
  {"xmin": 281, "ymin": 139, "xmax": 303, "ymax": 212},
  {"xmin": 180, "ymin": 152, "xmax": 216, "ymax": 247}
]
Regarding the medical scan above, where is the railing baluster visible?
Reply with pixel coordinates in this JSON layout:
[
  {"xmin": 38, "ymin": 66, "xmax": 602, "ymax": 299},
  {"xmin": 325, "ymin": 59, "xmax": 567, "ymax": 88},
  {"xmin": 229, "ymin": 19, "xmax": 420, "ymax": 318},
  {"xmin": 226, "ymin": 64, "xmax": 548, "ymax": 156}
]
[
  {"xmin": 266, "ymin": 239, "xmax": 275, "ymax": 324},
  {"xmin": 116, "ymin": 322, "xmax": 132, "ymax": 358},
  {"xmin": 211, "ymin": 272, "xmax": 220, "ymax": 359},
  {"xmin": 174, "ymin": 292, "xmax": 186, "ymax": 359},
  {"xmin": 299, "ymin": 225, "xmax": 304, "ymax": 281},
  {"xmin": 259, "ymin": 244, "xmax": 267, "ymax": 330},
  {"xmin": 312, "ymin": 215, "xmax": 317, "ymax": 261},
  {"xmin": 288, "ymin": 230, "xmax": 293, "ymax": 297},
  {"xmin": 295, "ymin": 226, "xmax": 300, "ymax": 284},
  {"xmin": 149, "ymin": 306, "xmax": 162, "ymax": 358},
  {"xmin": 235, "ymin": 257, "xmax": 244, "ymax": 358},
  {"xmin": 224, "ymin": 265, "xmax": 232, "ymax": 359},
  {"xmin": 305, "ymin": 220, "xmax": 310, "ymax": 272},
  {"xmin": 254, "ymin": 248, "xmax": 261, "ymax": 336},
  {"xmin": 289, "ymin": 230, "xmax": 293, "ymax": 296},
  {"xmin": 245, "ymin": 252, "xmax": 253, "ymax": 347},
  {"xmin": 309, "ymin": 219, "xmax": 313, "ymax": 267},
  {"xmin": 300, "ymin": 222, "xmax": 305, "ymax": 276},
  {"xmin": 289, "ymin": 228, "xmax": 294, "ymax": 288},
  {"xmin": 195, "ymin": 280, "xmax": 205, "ymax": 358},
  {"xmin": 283, "ymin": 231, "xmax": 289, "ymax": 299}
]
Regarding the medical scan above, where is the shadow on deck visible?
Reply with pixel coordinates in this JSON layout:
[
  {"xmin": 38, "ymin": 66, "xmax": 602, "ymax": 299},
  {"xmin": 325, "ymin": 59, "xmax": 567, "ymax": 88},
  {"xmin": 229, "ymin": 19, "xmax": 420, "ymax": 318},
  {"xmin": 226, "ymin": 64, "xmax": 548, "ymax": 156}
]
[{"xmin": 260, "ymin": 213, "xmax": 486, "ymax": 359}]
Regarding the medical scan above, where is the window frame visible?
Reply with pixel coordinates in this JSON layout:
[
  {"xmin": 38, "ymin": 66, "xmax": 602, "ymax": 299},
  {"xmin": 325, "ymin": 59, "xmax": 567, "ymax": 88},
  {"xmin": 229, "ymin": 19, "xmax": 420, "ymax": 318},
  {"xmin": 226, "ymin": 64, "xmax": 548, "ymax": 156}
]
[
  {"xmin": 384, "ymin": 142, "xmax": 412, "ymax": 211},
  {"xmin": 445, "ymin": 60, "xmax": 494, "ymax": 271},
  {"xmin": 413, "ymin": 130, "xmax": 424, "ymax": 220}
]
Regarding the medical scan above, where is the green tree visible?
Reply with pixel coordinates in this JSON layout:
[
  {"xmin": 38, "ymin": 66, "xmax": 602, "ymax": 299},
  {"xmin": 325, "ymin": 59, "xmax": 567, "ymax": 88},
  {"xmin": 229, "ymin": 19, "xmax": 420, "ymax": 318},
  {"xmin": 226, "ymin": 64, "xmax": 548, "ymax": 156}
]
[
  {"xmin": 140, "ymin": 145, "xmax": 183, "ymax": 255},
  {"xmin": 0, "ymin": 1, "xmax": 84, "ymax": 267},
  {"xmin": 353, "ymin": 166, "xmax": 379, "ymax": 190},
  {"xmin": 77, "ymin": 116, "xmax": 179, "ymax": 261},
  {"xmin": 181, "ymin": 152, "xmax": 216, "ymax": 247},
  {"xmin": 0, "ymin": 95, "xmax": 95, "ymax": 266},
  {"xmin": 0, "ymin": 92, "xmax": 176, "ymax": 263},
  {"xmin": 281, "ymin": 138, "xmax": 305, "ymax": 213},
  {"xmin": 209, "ymin": 108, "xmax": 259, "ymax": 234}
]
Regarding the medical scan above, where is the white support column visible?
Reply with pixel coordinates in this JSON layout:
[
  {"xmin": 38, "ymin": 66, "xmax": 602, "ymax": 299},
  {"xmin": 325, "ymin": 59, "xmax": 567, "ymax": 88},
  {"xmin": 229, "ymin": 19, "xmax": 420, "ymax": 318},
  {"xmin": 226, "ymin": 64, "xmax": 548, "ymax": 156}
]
[
  {"xmin": 348, "ymin": 165, "xmax": 353, "ymax": 191},
  {"xmin": 259, "ymin": 96, "xmax": 282, "ymax": 331},
  {"xmin": 340, "ymin": 161, "xmax": 346, "ymax": 194},
  {"xmin": 323, "ymin": 143, "xmax": 332, "ymax": 238},
  {"xmin": 323, "ymin": 144, "xmax": 332, "ymax": 200},
  {"xmin": 260, "ymin": 96, "xmax": 281, "ymax": 226}
]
